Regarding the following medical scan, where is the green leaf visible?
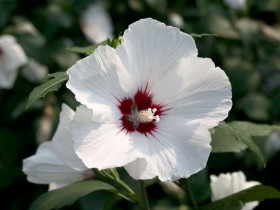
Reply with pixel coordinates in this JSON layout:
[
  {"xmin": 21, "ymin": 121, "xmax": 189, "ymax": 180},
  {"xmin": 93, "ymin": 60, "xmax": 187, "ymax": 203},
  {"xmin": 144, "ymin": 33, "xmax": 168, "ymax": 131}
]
[
  {"xmin": 211, "ymin": 122, "xmax": 247, "ymax": 153},
  {"xmin": 198, "ymin": 185, "xmax": 280, "ymax": 210},
  {"xmin": 26, "ymin": 72, "xmax": 68, "ymax": 108},
  {"xmin": 66, "ymin": 35, "xmax": 122, "ymax": 55},
  {"xmin": 79, "ymin": 191, "xmax": 119, "ymax": 210},
  {"xmin": 29, "ymin": 180, "xmax": 125, "ymax": 210},
  {"xmin": 190, "ymin": 33, "xmax": 218, "ymax": 38},
  {"xmin": 229, "ymin": 121, "xmax": 280, "ymax": 137},
  {"xmin": 66, "ymin": 41, "xmax": 106, "ymax": 56},
  {"xmin": 199, "ymin": 200, "xmax": 243, "ymax": 210},
  {"xmin": 211, "ymin": 122, "xmax": 266, "ymax": 167}
]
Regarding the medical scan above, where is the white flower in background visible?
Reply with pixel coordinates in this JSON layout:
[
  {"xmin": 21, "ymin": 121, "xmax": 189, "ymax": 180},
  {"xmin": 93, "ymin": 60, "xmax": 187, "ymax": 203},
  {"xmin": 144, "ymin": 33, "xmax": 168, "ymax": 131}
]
[
  {"xmin": 224, "ymin": 0, "xmax": 246, "ymax": 10},
  {"xmin": 67, "ymin": 18, "xmax": 232, "ymax": 181},
  {"xmin": 80, "ymin": 3, "xmax": 113, "ymax": 43},
  {"xmin": 35, "ymin": 105, "xmax": 56, "ymax": 144},
  {"xmin": 14, "ymin": 20, "xmax": 39, "ymax": 36},
  {"xmin": 168, "ymin": 12, "xmax": 184, "ymax": 28},
  {"xmin": 0, "ymin": 35, "xmax": 28, "ymax": 89},
  {"xmin": 264, "ymin": 131, "xmax": 280, "ymax": 159},
  {"xmin": 23, "ymin": 104, "xmax": 94, "ymax": 190},
  {"xmin": 210, "ymin": 171, "xmax": 260, "ymax": 210},
  {"xmin": 21, "ymin": 59, "xmax": 48, "ymax": 83}
]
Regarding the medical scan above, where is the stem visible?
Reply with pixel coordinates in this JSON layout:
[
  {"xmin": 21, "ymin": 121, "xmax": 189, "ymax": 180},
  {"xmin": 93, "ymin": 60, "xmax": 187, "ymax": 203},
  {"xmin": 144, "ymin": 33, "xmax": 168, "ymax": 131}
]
[
  {"xmin": 139, "ymin": 180, "xmax": 150, "ymax": 210},
  {"xmin": 116, "ymin": 179, "xmax": 135, "ymax": 195},
  {"xmin": 184, "ymin": 180, "xmax": 197, "ymax": 209}
]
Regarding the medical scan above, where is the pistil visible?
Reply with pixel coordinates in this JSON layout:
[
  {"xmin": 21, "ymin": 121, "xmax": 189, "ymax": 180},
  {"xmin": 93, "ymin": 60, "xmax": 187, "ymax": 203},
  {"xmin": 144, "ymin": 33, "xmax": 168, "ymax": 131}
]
[{"xmin": 136, "ymin": 108, "xmax": 160, "ymax": 123}]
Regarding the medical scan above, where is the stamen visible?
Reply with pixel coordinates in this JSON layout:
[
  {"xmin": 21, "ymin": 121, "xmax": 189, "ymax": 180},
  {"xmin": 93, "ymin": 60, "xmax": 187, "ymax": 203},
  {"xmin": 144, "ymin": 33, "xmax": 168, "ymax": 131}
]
[{"xmin": 136, "ymin": 108, "xmax": 160, "ymax": 123}]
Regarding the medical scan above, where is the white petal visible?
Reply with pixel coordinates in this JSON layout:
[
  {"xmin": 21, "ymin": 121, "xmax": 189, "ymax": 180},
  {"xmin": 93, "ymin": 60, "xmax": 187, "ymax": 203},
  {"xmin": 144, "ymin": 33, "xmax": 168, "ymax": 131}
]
[
  {"xmin": 48, "ymin": 182, "xmax": 68, "ymax": 191},
  {"xmin": 80, "ymin": 3, "xmax": 113, "ymax": 43},
  {"xmin": 71, "ymin": 105, "xmax": 148, "ymax": 170},
  {"xmin": 0, "ymin": 65, "xmax": 18, "ymax": 89},
  {"xmin": 125, "ymin": 117, "xmax": 211, "ymax": 181},
  {"xmin": 210, "ymin": 171, "xmax": 261, "ymax": 210},
  {"xmin": 52, "ymin": 104, "xmax": 87, "ymax": 170},
  {"xmin": 116, "ymin": 18, "xmax": 197, "ymax": 91},
  {"xmin": 154, "ymin": 56, "xmax": 232, "ymax": 128},
  {"xmin": 0, "ymin": 35, "xmax": 28, "ymax": 89},
  {"xmin": 242, "ymin": 202, "xmax": 259, "ymax": 210},
  {"xmin": 210, "ymin": 173, "xmax": 235, "ymax": 200},
  {"xmin": 22, "ymin": 142, "xmax": 92, "ymax": 186},
  {"xmin": 66, "ymin": 45, "xmax": 127, "ymax": 123}
]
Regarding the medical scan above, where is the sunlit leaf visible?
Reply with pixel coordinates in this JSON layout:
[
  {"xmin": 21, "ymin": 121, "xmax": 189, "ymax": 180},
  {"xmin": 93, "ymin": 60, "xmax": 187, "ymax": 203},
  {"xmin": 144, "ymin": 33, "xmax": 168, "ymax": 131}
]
[
  {"xmin": 198, "ymin": 185, "xmax": 280, "ymax": 210},
  {"xmin": 26, "ymin": 72, "xmax": 68, "ymax": 108},
  {"xmin": 211, "ymin": 122, "xmax": 247, "ymax": 153},
  {"xmin": 230, "ymin": 121, "xmax": 280, "ymax": 137},
  {"xmin": 211, "ymin": 121, "xmax": 266, "ymax": 167},
  {"xmin": 29, "ymin": 180, "xmax": 127, "ymax": 210}
]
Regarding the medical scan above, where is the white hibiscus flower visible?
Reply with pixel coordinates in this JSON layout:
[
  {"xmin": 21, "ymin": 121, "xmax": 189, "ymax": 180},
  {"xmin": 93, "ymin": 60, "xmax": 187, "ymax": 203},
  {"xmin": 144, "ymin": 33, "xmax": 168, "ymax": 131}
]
[
  {"xmin": 23, "ymin": 104, "xmax": 94, "ymax": 190},
  {"xmin": 67, "ymin": 18, "xmax": 232, "ymax": 181},
  {"xmin": 80, "ymin": 3, "xmax": 113, "ymax": 43},
  {"xmin": 0, "ymin": 35, "xmax": 28, "ymax": 89},
  {"xmin": 210, "ymin": 171, "xmax": 260, "ymax": 210}
]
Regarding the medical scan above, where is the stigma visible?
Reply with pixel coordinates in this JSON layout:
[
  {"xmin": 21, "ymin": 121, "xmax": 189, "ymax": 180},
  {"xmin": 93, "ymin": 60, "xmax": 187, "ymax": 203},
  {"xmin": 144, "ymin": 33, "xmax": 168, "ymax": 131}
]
[{"xmin": 136, "ymin": 108, "xmax": 160, "ymax": 123}]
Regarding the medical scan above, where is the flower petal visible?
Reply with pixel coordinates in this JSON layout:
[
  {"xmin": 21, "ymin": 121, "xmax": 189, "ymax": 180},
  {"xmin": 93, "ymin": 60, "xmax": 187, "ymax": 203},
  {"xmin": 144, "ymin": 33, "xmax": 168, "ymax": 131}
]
[
  {"xmin": 22, "ymin": 142, "xmax": 91, "ymax": 186},
  {"xmin": 210, "ymin": 171, "xmax": 261, "ymax": 210},
  {"xmin": 125, "ymin": 116, "xmax": 211, "ymax": 181},
  {"xmin": 116, "ymin": 18, "xmax": 197, "ymax": 91},
  {"xmin": 71, "ymin": 105, "xmax": 148, "ymax": 170},
  {"xmin": 48, "ymin": 182, "xmax": 68, "ymax": 191},
  {"xmin": 52, "ymin": 104, "xmax": 87, "ymax": 170},
  {"xmin": 153, "ymin": 56, "xmax": 232, "ymax": 128},
  {"xmin": 0, "ymin": 65, "xmax": 18, "ymax": 89},
  {"xmin": 66, "ymin": 45, "xmax": 128, "ymax": 123},
  {"xmin": 210, "ymin": 172, "xmax": 234, "ymax": 200}
]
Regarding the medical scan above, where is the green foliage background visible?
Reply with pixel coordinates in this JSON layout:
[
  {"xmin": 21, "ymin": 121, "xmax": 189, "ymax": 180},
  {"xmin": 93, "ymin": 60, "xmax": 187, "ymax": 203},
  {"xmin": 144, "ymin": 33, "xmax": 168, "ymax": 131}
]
[{"xmin": 1, "ymin": 0, "xmax": 280, "ymax": 209}]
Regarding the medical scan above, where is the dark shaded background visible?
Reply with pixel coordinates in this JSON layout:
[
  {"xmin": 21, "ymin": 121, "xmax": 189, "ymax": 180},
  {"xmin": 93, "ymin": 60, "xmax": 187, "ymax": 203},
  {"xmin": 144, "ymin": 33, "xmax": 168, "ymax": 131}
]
[{"xmin": 0, "ymin": 0, "xmax": 280, "ymax": 209}]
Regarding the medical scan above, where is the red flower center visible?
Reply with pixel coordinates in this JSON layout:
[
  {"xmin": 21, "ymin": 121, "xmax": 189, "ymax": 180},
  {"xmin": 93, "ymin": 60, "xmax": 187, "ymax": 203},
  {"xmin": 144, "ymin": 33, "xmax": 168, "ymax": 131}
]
[{"xmin": 118, "ymin": 88, "xmax": 165, "ymax": 136}]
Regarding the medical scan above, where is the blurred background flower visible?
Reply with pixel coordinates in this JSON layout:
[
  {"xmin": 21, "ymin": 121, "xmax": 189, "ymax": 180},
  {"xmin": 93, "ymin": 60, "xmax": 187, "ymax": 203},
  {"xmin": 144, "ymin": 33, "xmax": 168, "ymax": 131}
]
[
  {"xmin": 224, "ymin": 0, "xmax": 246, "ymax": 10},
  {"xmin": 0, "ymin": 35, "xmax": 27, "ymax": 89},
  {"xmin": 0, "ymin": 0, "xmax": 280, "ymax": 209},
  {"xmin": 80, "ymin": 2, "xmax": 113, "ymax": 43},
  {"xmin": 210, "ymin": 171, "xmax": 260, "ymax": 210}
]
